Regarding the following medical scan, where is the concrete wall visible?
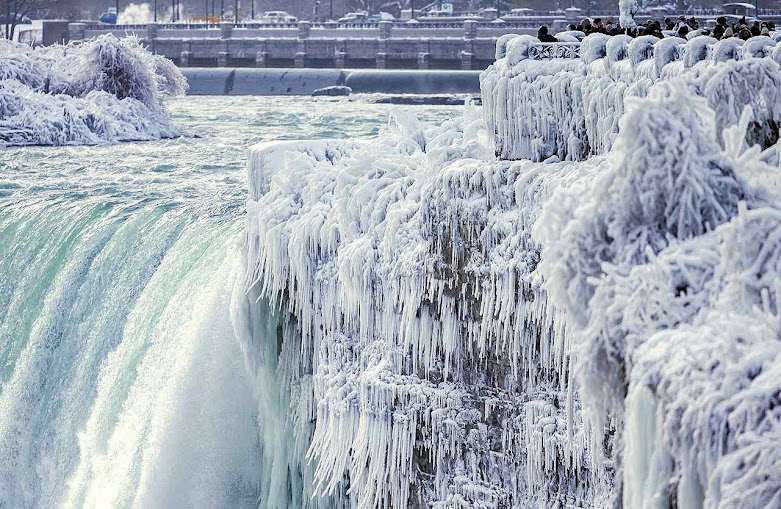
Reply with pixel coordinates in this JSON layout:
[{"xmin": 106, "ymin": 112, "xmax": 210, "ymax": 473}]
[
  {"xmin": 181, "ymin": 68, "xmax": 481, "ymax": 95},
  {"xmin": 68, "ymin": 20, "xmax": 542, "ymax": 70}
]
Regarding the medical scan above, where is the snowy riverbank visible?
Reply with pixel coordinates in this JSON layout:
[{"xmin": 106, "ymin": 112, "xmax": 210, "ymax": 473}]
[
  {"xmin": 235, "ymin": 32, "xmax": 781, "ymax": 509},
  {"xmin": 0, "ymin": 35, "xmax": 186, "ymax": 147}
]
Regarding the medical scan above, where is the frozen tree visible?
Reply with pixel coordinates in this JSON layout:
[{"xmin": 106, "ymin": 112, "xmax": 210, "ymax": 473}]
[{"xmin": 0, "ymin": 0, "xmax": 57, "ymax": 40}]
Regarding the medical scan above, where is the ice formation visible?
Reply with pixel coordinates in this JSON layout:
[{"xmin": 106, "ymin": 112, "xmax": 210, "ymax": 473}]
[
  {"xmin": 481, "ymin": 34, "xmax": 781, "ymax": 161},
  {"xmin": 235, "ymin": 34, "xmax": 781, "ymax": 509},
  {"xmin": 0, "ymin": 35, "xmax": 185, "ymax": 146}
]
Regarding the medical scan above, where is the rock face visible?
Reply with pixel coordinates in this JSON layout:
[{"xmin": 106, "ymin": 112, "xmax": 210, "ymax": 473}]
[
  {"xmin": 235, "ymin": 34, "xmax": 781, "ymax": 509},
  {"xmin": 312, "ymin": 85, "xmax": 353, "ymax": 96}
]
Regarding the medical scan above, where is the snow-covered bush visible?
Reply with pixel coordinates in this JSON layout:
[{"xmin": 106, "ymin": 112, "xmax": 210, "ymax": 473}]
[{"xmin": 0, "ymin": 35, "xmax": 186, "ymax": 146}]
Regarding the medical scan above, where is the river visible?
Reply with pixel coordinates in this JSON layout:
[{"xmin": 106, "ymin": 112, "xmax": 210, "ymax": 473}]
[{"xmin": 0, "ymin": 96, "xmax": 461, "ymax": 508}]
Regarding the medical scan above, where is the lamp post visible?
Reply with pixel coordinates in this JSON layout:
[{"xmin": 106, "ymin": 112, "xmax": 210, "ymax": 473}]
[
  {"xmin": 329, "ymin": 0, "xmax": 333, "ymax": 20},
  {"xmin": 154, "ymin": 0, "xmax": 157, "ymax": 20}
]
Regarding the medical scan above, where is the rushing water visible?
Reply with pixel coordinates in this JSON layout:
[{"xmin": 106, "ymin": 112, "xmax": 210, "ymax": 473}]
[{"xmin": 0, "ymin": 96, "xmax": 461, "ymax": 509}]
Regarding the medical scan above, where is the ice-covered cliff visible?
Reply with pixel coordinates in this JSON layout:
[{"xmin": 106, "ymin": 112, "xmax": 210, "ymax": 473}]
[
  {"xmin": 0, "ymin": 35, "xmax": 186, "ymax": 146},
  {"xmin": 235, "ymin": 34, "xmax": 781, "ymax": 509}
]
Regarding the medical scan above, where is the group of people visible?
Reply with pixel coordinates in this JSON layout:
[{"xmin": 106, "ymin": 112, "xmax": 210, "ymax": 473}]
[{"xmin": 537, "ymin": 14, "xmax": 777, "ymax": 43}]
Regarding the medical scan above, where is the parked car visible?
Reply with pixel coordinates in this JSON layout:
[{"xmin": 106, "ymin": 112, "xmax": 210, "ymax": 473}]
[
  {"xmin": 260, "ymin": 11, "xmax": 297, "ymax": 23},
  {"xmin": 338, "ymin": 12, "xmax": 368, "ymax": 23},
  {"xmin": 98, "ymin": 7, "xmax": 117, "ymax": 24}
]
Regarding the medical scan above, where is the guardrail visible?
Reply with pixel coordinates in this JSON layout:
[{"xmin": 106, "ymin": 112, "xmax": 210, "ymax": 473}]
[
  {"xmin": 504, "ymin": 34, "xmax": 781, "ymax": 65},
  {"xmin": 529, "ymin": 41, "xmax": 581, "ymax": 59}
]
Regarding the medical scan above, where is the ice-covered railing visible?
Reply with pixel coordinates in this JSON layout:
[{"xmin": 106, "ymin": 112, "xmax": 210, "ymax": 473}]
[
  {"xmin": 527, "ymin": 41, "xmax": 581, "ymax": 60},
  {"xmin": 482, "ymin": 33, "xmax": 781, "ymax": 161},
  {"xmin": 0, "ymin": 34, "xmax": 186, "ymax": 146},
  {"xmin": 508, "ymin": 36, "xmax": 781, "ymax": 61}
]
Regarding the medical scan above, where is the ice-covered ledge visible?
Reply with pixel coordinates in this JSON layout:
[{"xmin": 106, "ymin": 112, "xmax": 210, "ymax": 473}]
[
  {"xmin": 236, "ymin": 34, "xmax": 781, "ymax": 509},
  {"xmin": 246, "ymin": 140, "xmax": 363, "ymax": 200},
  {"xmin": 237, "ymin": 108, "xmax": 612, "ymax": 508}
]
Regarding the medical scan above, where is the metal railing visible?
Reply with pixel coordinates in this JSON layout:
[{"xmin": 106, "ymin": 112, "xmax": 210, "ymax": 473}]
[{"xmin": 529, "ymin": 42, "xmax": 581, "ymax": 60}]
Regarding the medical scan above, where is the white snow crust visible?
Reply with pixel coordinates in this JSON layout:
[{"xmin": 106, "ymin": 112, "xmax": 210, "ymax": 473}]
[
  {"xmin": 0, "ymin": 35, "xmax": 186, "ymax": 146},
  {"xmin": 234, "ymin": 33, "xmax": 781, "ymax": 509}
]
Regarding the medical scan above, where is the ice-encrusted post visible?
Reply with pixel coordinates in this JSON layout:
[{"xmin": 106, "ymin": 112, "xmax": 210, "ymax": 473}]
[
  {"xmin": 146, "ymin": 22, "xmax": 158, "ymax": 40},
  {"xmin": 335, "ymin": 48, "xmax": 346, "ymax": 68},
  {"xmin": 296, "ymin": 21, "xmax": 310, "ymax": 68},
  {"xmin": 255, "ymin": 50, "xmax": 268, "ymax": 67},
  {"xmin": 298, "ymin": 21, "xmax": 311, "ymax": 39},
  {"xmin": 379, "ymin": 20, "xmax": 392, "ymax": 39},
  {"xmin": 418, "ymin": 49, "xmax": 430, "ymax": 70},
  {"xmin": 619, "ymin": 0, "xmax": 641, "ymax": 29},
  {"xmin": 463, "ymin": 19, "xmax": 477, "ymax": 39},
  {"xmin": 460, "ymin": 49, "xmax": 473, "ymax": 70},
  {"xmin": 219, "ymin": 21, "xmax": 233, "ymax": 39}
]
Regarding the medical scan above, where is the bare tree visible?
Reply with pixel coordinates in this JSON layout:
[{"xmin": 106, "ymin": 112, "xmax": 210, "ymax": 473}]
[{"xmin": 1, "ymin": 0, "xmax": 56, "ymax": 40}]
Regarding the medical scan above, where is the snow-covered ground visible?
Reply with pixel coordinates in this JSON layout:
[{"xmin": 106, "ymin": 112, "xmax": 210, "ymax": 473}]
[
  {"xmin": 0, "ymin": 35, "xmax": 186, "ymax": 147},
  {"xmin": 235, "ymin": 32, "xmax": 781, "ymax": 509}
]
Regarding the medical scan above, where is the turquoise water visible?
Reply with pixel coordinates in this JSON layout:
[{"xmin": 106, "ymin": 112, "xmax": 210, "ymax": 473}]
[{"xmin": 0, "ymin": 96, "xmax": 461, "ymax": 508}]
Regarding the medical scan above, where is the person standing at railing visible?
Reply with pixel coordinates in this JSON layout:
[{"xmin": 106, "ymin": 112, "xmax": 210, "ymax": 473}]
[{"xmin": 537, "ymin": 25, "xmax": 556, "ymax": 42}]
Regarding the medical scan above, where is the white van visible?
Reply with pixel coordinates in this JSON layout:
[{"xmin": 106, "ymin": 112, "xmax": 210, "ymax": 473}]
[{"xmin": 261, "ymin": 11, "xmax": 297, "ymax": 23}]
